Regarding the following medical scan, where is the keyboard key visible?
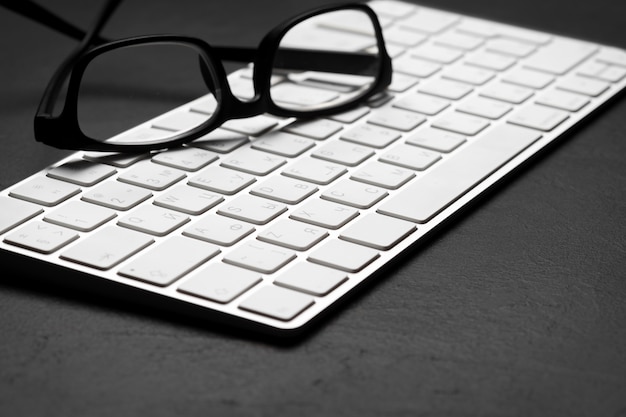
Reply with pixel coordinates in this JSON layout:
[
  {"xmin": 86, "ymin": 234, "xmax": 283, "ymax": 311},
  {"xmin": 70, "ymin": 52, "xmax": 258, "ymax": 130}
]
[
  {"xmin": 108, "ymin": 127, "xmax": 172, "ymax": 145},
  {"xmin": 378, "ymin": 124, "xmax": 541, "ymax": 223},
  {"xmin": 321, "ymin": 179, "xmax": 388, "ymax": 209},
  {"xmin": 367, "ymin": 108, "xmax": 426, "ymax": 131},
  {"xmin": 393, "ymin": 55, "xmax": 441, "ymax": 78},
  {"xmin": 456, "ymin": 19, "xmax": 551, "ymax": 45},
  {"xmin": 283, "ymin": 119, "xmax": 343, "ymax": 140},
  {"xmin": 152, "ymin": 111, "xmax": 209, "ymax": 132},
  {"xmin": 340, "ymin": 124, "xmax": 401, "ymax": 149},
  {"xmin": 4, "ymin": 221, "xmax": 78, "ymax": 254},
  {"xmin": 418, "ymin": 79, "xmax": 473, "ymax": 100},
  {"xmin": 153, "ymin": 184, "xmax": 223, "ymax": 215},
  {"xmin": 308, "ymin": 240, "xmax": 379, "ymax": 273},
  {"xmin": 490, "ymin": 25, "xmax": 552, "ymax": 45},
  {"xmin": 432, "ymin": 112, "xmax": 490, "ymax": 136},
  {"xmin": 221, "ymin": 115, "xmax": 278, "ymax": 136},
  {"xmin": 393, "ymin": 93, "xmax": 450, "ymax": 116},
  {"xmin": 382, "ymin": 25, "xmax": 427, "ymax": 47},
  {"xmin": 290, "ymin": 199, "xmax": 358, "ymax": 230},
  {"xmin": 183, "ymin": 215, "xmax": 255, "ymax": 246},
  {"xmin": 227, "ymin": 75, "xmax": 255, "ymax": 100},
  {"xmin": 257, "ymin": 218, "xmax": 328, "ymax": 251},
  {"xmin": 442, "ymin": 65, "xmax": 494, "ymax": 85},
  {"xmin": 412, "ymin": 43, "xmax": 464, "ymax": 64},
  {"xmin": 486, "ymin": 38, "xmax": 536, "ymax": 57},
  {"xmin": 44, "ymin": 200, "xmax": 116, "ymax": 232},
  {"xmin": 454, "ymin": 19, "xmax": 499, "ymax": 38},
  {"xmin": 362, "ymin": 44, "xmax": 404, "ymax": 60},
  {"xmin": 189, "ymin": 129, "xmax": 249, "ymax": 153},
  {"xmin": 557, "ymin": 75, "xmax": 609, "ymax": 97},
  {"xmin": 81, "ymin": 182, "xmax": 152, "ymax": 211},
  {"xmin": 306, "ymin": 74, "xmax": 378, "ymax": 93},
  {"xmin": 10, "ymin": 176, "xmax": 80, "ymax": 207},
  {"xmin": 270, "ymin": 84, "xmax": 340, "ymax": 108},
  {"xmin": 456, "ymin": 96, "xmax": 512, "ymax": 119},
  {"xmin": 466, "ymin": 51, "xmax": 516, "ymax": 71},
  {"xmin": 350, "ymin": 161, "xmax": 415, "ymax": 189},
  {"xmin": 388, "ymin": 73, "xmax": 420, "ymax": 93},
  {"xmin": 220, "ymin": 148, "xmax": 286, "ymax": 176},
  {"xmin": 47, "ymin": 160, "xmax": 117, "ymax": 186},
  {"xmin": 501, "ymin": 68, "xmax": 555, "ymax": 90},
  {"xmin": 189, "ymin": 95, "xmax": 217, "ymax": 114},
  {"xmin": 508, "ymin": 104, "xmax": 569, "ymax": 131},
  {"xmin": 435, "ymin": 31, "xmax": 484, "ymax": 51},
  {"xmin": 380, "ymin": 143, "xmax": 442, "ymax": 170},
  {"xmin": 250, "ymin": 176, "xmax": 318, "ymax": 205},
  {"xmin": 523, "ymin": 38, "xmax": 598, "ymax": 75},
  {"xmin": 312, "ymin": 141, "xmax": 375, "ymax": 167},
  {"xmin": 502, "ymin": 27, "xmax": 550, "ymax": 48},
  {"xmin": 405, "ymin": 127, "xmax": 466, "ymax": 153},
  {"xmin": 178, "ymin": 263, "xmax": 262, "ymax": 304},
  {"xmin": 577, "ymin": 61, "xmax": 626, "ymax": 83},
  {"xmin": 480, "ymin": 82, "xmax": 534, "ymax": 104},
  {"xmin": 327, "ymin": 107, "xmax": 370, "ymax": 124},
  {"xmin": 375, "ymin": 44, "xmax": 406, "ymax": 59},
  {"xmin": 217, "ymin": 195, "xmax": 287, "ymax": 225},
  {"xmin": 0, "ymin": 196, "xmax": 43, "ymax": 235},
  {"xmin": 369, "ymin": 0, "xmax": 417, "ymax": 18},
  {"xmin": 250, "ymin": 131, "xmax": 315, "ymax": 157},
  {"xmin": 274, "ymin": 262, "xmax": 347, "ymax": 296},
  {"xmin": 317, "ymin": 7, "xmax": 393, "ymax": 35},
  {"xmin": 118, "ymin": 161, "xmax": 186, "ymax": 191},
  {"xmin": 399, "ymin": 8, "xmax": 459, "ymax": 34},
  {"xmin": 118, "ymin": 205, "xmax": 190, "ymax": 236},
  {"xmin": 282, "ymin": 158, "xmax": 347, "ymax": 185},
  {"xmin": 339, "ymin": 213, "xmax": 416, "ymax": 250},
  {"xmin": 188, "ymin": 166, "xmax": 256, "ymax": 195},
  {"xmin": 60, "ymin": 226, "xmax": 154, "ymax": 270},
  {"xmin": 595, "ymin": 47, "xmax": 626, "ymax": 67},
  {"xmin": 224, "ymin": 241, "xmax": 296, "ymax": 274},
  {"xmin": 366, "ymin": 92, "xmax": 395, "ymax": 108},
  {"xmin": 118, "ymin": 236, "xmax": 220, "ymax": 286},
  {"xmin": 83, "ymin": 152, "xmax": 147, "ymax": 168},
  {"xmin": 151, "ymin": 147, "xmax": 218, "ymax": 171},
  {"xmin": 239, "ymin": 286, "xmax": 314, "ymax": 321},
  {"xmin": 535, "ymin": 89, "xmax": 590, "ymax": 112}
]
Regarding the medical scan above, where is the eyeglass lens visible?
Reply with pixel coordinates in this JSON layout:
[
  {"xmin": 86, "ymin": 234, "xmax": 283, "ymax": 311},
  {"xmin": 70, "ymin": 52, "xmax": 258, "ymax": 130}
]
[
  {"xmin": 271, "ymin": 9, "xmax": 381, "ymax": 112},
  {"xmin": 77, "ymin": 43, "xmax": 218, "ymax": 145}
]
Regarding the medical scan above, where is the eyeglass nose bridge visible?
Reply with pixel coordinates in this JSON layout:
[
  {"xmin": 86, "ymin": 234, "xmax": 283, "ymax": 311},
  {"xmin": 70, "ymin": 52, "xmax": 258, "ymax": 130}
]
[
  {"xmin": 209, "ymin": 79, "xmax": 272, "ymax": 125},
  {"xmin": 196, "ymin": 57, "xmax": 259, "ymax": 117}
]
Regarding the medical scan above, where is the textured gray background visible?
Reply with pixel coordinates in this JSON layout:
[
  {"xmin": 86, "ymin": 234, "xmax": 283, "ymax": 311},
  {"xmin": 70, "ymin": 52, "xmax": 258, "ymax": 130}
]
[{"xmin": 1, "ymin": 0, "xmax": 625, "ymax": 416}]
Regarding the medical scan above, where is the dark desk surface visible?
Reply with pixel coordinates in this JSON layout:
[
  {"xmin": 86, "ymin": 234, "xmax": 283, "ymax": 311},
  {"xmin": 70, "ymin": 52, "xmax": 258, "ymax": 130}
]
[{"xmin": 1, "ymin": 1, "xmax": 625, "ymax": 416}]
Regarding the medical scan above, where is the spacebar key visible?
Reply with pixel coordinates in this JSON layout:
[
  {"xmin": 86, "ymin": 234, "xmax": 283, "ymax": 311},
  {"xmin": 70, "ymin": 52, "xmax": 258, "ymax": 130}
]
[{"xmin": 377, "ymin": 124, "xmax": 541, "ymax": 224}]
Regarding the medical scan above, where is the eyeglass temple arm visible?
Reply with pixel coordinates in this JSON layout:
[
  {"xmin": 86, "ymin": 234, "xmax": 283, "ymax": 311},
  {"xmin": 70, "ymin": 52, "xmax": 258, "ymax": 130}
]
[
  {"xmin": 0, "ymin": 0, "xmax": 109, "ymax": 45},
  {"xmin": 213, "ymin": 46, "xmax": 380, "ymax": 76},
  {"xmin": 196, "ymin": 46, "xmax": 380, "ymax": 99},
  {"xmin": 36, "ymin": 0, "xmax": 122, "ymax": 117}
]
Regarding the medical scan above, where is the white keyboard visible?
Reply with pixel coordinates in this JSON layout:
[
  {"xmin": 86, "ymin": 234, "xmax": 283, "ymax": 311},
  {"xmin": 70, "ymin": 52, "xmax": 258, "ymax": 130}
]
[{"xmin": 2, "ymin": 0, "xmax": 626, "ymax": 336}]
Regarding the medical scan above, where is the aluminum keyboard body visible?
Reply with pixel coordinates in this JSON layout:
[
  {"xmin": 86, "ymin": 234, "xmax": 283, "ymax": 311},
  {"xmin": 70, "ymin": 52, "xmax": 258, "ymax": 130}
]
[{"xmin": 2, "ymin": 0, "xmax": 626, "ymax": 335}]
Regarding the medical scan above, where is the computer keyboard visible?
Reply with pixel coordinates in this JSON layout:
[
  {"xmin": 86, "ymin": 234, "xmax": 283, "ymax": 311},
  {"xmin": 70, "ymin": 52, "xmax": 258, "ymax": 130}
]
[{"xmin": 2, "ymin": 0, "xmax": 626, "ymax": 336}]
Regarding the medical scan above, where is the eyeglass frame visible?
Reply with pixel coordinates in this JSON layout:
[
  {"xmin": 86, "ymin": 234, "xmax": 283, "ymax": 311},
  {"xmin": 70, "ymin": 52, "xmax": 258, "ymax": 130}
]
[{"xmin": 29, "ymin": 2, "xmax": 392, "ymax": 152}]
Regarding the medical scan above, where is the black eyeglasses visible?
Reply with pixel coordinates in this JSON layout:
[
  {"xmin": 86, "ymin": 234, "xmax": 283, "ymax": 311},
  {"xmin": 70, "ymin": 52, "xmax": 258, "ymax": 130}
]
[{"xmin": 5, "ymin": 0, "xmax": 392, "ymax": 152}]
